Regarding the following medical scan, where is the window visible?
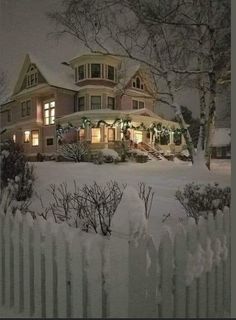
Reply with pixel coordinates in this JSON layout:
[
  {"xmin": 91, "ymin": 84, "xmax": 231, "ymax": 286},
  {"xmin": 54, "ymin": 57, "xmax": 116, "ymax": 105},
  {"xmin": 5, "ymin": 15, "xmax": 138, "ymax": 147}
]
[
  {"xmin": 46, "ymin": 138, "xmax": 54, "ymax": 146},
  {"xmin": 24, "ymin": 131, "xmax": 30, "ymax": 143},
  {"xmin": 160, "ymin": 134, "xmax": 170, "ymax": 145},
  {"xmin": 132, "ymin": 77, "xmax": 144, "ymax": 90},
  {"xmin": 44, "ymin": 101, "xmax": 55, "ymax": 125},
  {"xmin": 108, "ymin": 128, "xmax": 115, "ymax": 142},
  {"xmin": 132, "ymin": 100, "xmax": 144, "ymax": 110},
  {"xmin": 78, "ymin": 97, "xmax": 85, "ymax": 111},
  {"xmin": 136, "ymin": 77, "xmax": 141, "ymax": 88},
  {"xmin": 132, "ymin": 81, "xmax": 136, "ymax": 88},
  {"xmin": 91, "ymin": 96, "xmax": 101, "ymax": 110},
  {"xmin": 7, "ymin": 110, "xmax": 11, "ymax": 122},
  {"xmin": 173, "ymin": 132, "xmax": 182, "ymax": 145},
  {"xmin": 107, "ymin": 65, "xmax": 115, "ymax": 80},
  {"xmin": 13, "ymin": 134, "xmax": 16, "ymax": 143},
  {"xmin": 91, "ymin": 128, "xmax": 101, "ymax": 143},
  {"xmin": 108, "ymin": 97, "xmax": 115, "ymax": 110},
  {"xmin": 26, "ymin": 66, "xmax": 38, "ymax": 88},
  {"xmin": 32, "ymin": 130, "xmax": 39, "ymax": 146},
  {"xmin": 91, "ymin": 64, "xmax": 101, "ymax": 78},
  {"xmin": 21, "ymin": 100, "xmax": 31, "ymax": 117},
  {"xmin": 78, "ymin": 65, "xmax": 85, "ymax": 80},
  {"xmin": 78, "ymin": 129, "xmax": 85, "ymax": 141}
]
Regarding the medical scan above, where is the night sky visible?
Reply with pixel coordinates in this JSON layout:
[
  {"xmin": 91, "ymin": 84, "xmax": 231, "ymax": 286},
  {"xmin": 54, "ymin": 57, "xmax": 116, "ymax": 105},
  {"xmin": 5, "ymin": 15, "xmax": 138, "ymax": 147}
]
[{"xmin": 0, "ymin": 0, "xmax": 230, "ymax": 124}]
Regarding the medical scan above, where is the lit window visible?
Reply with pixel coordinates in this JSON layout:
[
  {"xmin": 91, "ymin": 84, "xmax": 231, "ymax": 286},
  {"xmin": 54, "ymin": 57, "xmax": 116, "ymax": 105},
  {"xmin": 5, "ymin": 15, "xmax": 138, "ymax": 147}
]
[
  {"xmin": 78, "ymin": 97, "xmax": 85, "ymax": 111},
  {"xmin": 24, "ymin": 131, "xmax": 30, "ymax": 143},
  {"xmin": 44, "ymin": 101, "xmax": 55, "ymax": 125},
  {"xmin": 107, "ymin": 65, "xmax": 115, "ymax": 80},
  {"xmin": 46, "ymin": 138, "xmax": 54, "ymax": 146},
  {"xmin": 78, "ymin": 65, "xmax": 85, "ymax": 80},
  {"xmin": 91, "ymin": 128, "xmax": 101, "ymax": 143},
  {"xmin": 108, "ymin": 128, "xmax": 115, "ymax": 141},
  {"xmin": 91, "ymin": 64, "xmax": 101, "ymax": 78},
  {"xmin": 32, "ymin": 130, "xmax": 39, "ymax": 146},
  {"xmin": 13, "ymin": 134, "xmax": 16, "ymax": 142},
  {"xmin": 91, "ymin": 96, "xmax": 101, "ymax": 110},
  {"xmin": 78, "ymin": 129, "xmax": 85, "ymax": 141},
  {"xmin": 108, "ymin": 97, "xmax": 115, "ymax": 109}
]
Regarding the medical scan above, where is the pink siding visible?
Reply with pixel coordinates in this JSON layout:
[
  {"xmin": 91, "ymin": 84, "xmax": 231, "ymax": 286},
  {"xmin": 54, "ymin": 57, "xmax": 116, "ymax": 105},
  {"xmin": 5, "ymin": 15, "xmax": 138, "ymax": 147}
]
[{"xmin": 55, "ymin": 90, "xmax": 75, "ymax": 117}]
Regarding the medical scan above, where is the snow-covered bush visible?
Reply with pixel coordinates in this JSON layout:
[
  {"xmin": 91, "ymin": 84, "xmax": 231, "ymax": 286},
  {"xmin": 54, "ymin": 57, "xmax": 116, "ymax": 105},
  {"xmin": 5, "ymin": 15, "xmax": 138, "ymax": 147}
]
[
  {"xmin": 58, "ymin": 141, "xmax": 89, "ymax": 162},
  {"xmin": 176, "ymin": 182, "xmax": 231, "ymax": 223},
  {"xmin": 37, "ymin": 181, "xmax": 126, "ymax": 236},
  {"xmin": 94, "ymin": 149, "xmax": 120, "ymax": 164},
  {"xmin": 0, "ymin": 140, "xmax": 35, "ymax": 201}
]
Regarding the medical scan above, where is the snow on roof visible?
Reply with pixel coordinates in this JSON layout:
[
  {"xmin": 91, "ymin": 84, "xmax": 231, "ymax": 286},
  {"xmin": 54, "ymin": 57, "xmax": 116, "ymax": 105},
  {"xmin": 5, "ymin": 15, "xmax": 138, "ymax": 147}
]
[
  {"xmin": 28, "ymin": 54, "xmax": 79, "ymax": 92},
  {"xmin": 212, "ymin": 128, "xmax": 231, "ymax": 147}
]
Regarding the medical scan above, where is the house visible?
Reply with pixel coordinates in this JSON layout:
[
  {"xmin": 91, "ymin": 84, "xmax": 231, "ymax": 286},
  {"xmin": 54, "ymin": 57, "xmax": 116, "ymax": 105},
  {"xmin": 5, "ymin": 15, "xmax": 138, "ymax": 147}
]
[
  {"xmin": 0, "ymin": 53, "xmax": 186, "ymax": 160},
  {"xmin": 211, "ymin": 128, "xmax": 231, "ymax": 159}
]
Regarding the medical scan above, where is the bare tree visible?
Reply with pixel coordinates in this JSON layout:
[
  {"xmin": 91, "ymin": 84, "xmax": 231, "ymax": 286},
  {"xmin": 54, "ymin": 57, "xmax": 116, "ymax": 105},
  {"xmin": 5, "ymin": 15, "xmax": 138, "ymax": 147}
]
[{"xmin": 48, "ymin": 0, "xmax": 230, "ymax": 169}]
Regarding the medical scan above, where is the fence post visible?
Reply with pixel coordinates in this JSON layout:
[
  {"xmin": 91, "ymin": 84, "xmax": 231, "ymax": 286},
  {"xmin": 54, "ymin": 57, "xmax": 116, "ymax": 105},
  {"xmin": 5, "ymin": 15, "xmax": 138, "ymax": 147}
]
[
  {"xmin": 174, "ymin": 223, "xmax": 187, "ymax": 318},
  {"xmin": 197, "ymin": 216, "xmax": 208, "ymax": 318},
  {"xmin": 33, "ymin": 219, "xmax": 42, "ymax": 317},
  {"xmin": 215, "ymin": 210, "xmax": 224, "ymax": 317},
  {"xmin": 223, "ymin": 206, "xmax": 230, "ymax": 315},
  {"xmin": 159, "ymin": 227, "xmax": 174, "ymax": 318},
  {"xmin": 186, "ymin": 218, "xmax": 198, "ymax": 318},
  {"xmin": 70, "ymin": 231, "xmax": 83, "ymax": 318},
  {"xmin": 207, "ymin": 212, "xmax": 217, "ymax": 317}
]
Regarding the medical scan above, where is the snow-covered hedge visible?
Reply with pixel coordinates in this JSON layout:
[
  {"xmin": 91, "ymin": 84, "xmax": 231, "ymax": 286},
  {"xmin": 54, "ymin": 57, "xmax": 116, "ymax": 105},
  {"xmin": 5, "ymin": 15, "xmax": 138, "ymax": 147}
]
[
  {"xmin": 58, "ymin": 141, "xmax": 89, "ymax": 162},
  {"xmin": 176, "ymin": 182, "xmax": 231, "ymax": 222},
  {"xmin": 94, "ymin": 149, "xmax": 121, "ymax": 164}
]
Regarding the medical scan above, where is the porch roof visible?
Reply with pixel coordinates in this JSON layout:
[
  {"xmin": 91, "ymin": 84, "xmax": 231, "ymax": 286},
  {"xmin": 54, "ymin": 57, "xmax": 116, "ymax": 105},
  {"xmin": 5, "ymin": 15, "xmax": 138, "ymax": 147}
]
[{"xmin": 56, "ymin": 108, "xmax": 180, "ymax": 128}]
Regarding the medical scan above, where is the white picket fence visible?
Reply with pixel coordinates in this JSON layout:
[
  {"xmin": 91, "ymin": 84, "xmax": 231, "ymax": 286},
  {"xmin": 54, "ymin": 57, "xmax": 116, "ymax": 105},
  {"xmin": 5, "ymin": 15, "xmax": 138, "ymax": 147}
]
[{"xmin": 0, "ymin": 207, "xmax": 231, "ymax": 318}]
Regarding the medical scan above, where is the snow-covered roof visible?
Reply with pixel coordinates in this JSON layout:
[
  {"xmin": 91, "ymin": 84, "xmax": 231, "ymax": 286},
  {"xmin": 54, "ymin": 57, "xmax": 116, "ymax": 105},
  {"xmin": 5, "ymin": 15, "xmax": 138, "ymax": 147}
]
[
  {"xmin": 12, "ymin": 53, "xmax": 79, "ymax": 96},
  {"xmin": 212, "ymin": 128, "xmax": 231, "ymax": 147}
]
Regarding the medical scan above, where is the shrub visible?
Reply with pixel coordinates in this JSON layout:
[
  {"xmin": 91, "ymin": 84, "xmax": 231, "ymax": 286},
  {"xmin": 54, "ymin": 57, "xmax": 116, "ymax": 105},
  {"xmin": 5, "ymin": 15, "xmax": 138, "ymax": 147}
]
[
  {"xmin": 135, "ymin": 154, "xmax": 149, "ymax": 163},
  {"xmin": 58, "ymin": 141, "xmax": 89, "ymax": 162},
  {"xmin": 176, "ymin": 182, "xmax": 231, "ymax": 223},
  {"xmin": 0, "ymin": 140, "xmax": 35, "ymax": 201}
]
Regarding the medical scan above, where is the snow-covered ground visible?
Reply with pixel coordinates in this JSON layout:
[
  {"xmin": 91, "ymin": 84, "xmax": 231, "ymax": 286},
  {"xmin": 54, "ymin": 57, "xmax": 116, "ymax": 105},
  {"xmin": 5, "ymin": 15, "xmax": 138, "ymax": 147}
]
[{"xmin": 31, "ymin": 159, "xmax": 231, "ymax": 246}]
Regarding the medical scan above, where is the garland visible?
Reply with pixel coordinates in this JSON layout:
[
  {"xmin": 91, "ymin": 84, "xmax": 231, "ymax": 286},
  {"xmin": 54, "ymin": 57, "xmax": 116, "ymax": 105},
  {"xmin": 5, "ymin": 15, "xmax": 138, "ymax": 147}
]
[{"xmin": 56, "ymin": 116, "xmax": 187, "ymax": 138}]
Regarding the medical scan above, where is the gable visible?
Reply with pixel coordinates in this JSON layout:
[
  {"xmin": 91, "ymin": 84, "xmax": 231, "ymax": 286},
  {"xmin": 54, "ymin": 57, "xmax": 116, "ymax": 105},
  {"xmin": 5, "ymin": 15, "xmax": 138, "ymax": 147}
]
[
  {"xmin": 125, "ymin": 69, "xmax": 156, "ymax": 97},
  {"xmin": 19, "ymin": 63, "xmax": 47, "ymax": 92}
]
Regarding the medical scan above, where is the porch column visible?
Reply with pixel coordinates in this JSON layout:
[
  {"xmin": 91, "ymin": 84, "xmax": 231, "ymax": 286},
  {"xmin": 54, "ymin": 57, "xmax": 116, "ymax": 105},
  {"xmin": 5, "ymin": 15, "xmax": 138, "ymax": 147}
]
[
  {"xmin": 149, "ymin": 132, "xmax": 153, "ymax": 145},
  {"xmin": 170, "ymin": 131, "xmax": 174, "ymax": 144}
]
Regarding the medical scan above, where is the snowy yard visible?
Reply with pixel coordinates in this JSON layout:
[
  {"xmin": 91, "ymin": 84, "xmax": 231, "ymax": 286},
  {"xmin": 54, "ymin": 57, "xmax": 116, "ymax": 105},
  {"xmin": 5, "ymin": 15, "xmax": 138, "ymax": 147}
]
[{"xmin": 31, "ymin": 159, "xmax": 231, "ymax": 247}]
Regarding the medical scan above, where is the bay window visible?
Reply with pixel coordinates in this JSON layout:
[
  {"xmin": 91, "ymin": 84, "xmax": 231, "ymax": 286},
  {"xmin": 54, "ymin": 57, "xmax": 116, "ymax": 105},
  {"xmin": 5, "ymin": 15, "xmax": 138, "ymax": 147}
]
[
  {"xmin": 107, "ymin": 65, "xmax": 115, "ymax": 80},
  {"xmin": 78, "ymin": 97, "xmax": 85, "ymax": 111},
  {"xmin": 91, "ymin": 96, "xmax": 101, "ymax": 110},
  {"xmin": 91, "ymin": 64, "xmax": 101, "ymax": 78},
  {"xmin": 108, "ymin": 97, "xmax": 115, "ymax": 109},
  {"xmin": 78, "ymin": 65, "xmax": 85, "ymax": 80}
]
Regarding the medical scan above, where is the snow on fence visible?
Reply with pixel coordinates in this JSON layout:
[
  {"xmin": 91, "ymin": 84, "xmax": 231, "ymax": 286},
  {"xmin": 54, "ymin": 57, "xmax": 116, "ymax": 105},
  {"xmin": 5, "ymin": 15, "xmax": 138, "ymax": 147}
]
[{"xmin": 0, "ymin": 206, "xmax": 230, "ymax": 318}]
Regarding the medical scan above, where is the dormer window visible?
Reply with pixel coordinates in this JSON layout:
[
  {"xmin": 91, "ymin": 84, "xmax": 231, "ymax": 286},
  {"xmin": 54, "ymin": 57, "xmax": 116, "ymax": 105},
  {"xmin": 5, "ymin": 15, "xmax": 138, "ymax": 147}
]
[
  {"xmin": 132, "ymin": 76, "xmax": 144, "ymax": 90},
  {"xmin": 26, "ymin": 65, "xmax": 38, "ymax": 88},
  {"xmin": 91, "ymin": 64, "xmax": 101, "ymax": 78}
]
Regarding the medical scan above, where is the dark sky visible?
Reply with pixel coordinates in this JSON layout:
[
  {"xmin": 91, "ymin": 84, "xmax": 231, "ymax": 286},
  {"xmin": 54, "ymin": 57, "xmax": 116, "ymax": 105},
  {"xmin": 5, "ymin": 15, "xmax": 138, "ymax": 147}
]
[{"xmin": 0, "ymin": 0, "xmax": 230, "ymax": 124}]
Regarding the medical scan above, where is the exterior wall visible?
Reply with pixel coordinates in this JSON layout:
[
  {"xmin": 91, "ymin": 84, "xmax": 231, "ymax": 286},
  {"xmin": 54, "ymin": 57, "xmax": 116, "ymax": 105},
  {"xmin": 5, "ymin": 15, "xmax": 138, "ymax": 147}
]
[
  {"xmin": 55, "ymin": 89, "xmax": 75, "ymax": 117},
  {"xmin": 118, "ymin": 94, "xmax": 154, "ymax": 111},
  {"xmin": 77, "ymin": 79, "xmax": 116, "ymax": 88}
]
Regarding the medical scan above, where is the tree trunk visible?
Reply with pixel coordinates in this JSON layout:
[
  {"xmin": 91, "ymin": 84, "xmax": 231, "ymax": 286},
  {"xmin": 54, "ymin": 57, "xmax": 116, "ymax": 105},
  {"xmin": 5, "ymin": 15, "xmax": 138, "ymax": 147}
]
[{"xmin": 205, "ymin": 71, "xmax": 216, "ymax": 170}]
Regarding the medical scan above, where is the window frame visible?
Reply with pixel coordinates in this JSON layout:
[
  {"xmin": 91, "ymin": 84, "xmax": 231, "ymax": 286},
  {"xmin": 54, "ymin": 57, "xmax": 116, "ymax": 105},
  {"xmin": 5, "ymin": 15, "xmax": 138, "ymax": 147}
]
[
  {"xmin": 108, "ymin": 128, "xmax": 115, "ymax": 142},
  {"xmin": 21, "ymin": 100, "xmax": 31, "ymax": 117},
  {"xmin": 78, "ymin": 96, "xmax": 85, "ymax": 111},
  {"xmin": 24, "ymin": 130, "xmax": 30, "ymax": 143},
  {"xmin": 91, "ymin": 63, "xmax": 101, "ymax": 78},
  {"xmin": 46, "ymin": 137, "xmax": 54, "ymax": 146},
  {"xmin": 31, "ymin": 130, "xmax": 39, "ymax": 147},
  {"xmin": 132, "ymin": 99, "xmax": 145, "ymax": 110},
  {"xmin": 107, "ymin": 65, "xmax": 115, "ymax": 81},
  {"xmin": 91, "ymin": 96, "xmax": 101, "ymax": 110},
  {"xmin": 26, "ymin": 65, "xmax": 38, "ymax": 88},
  {"xmin": 91, "ymin": 128, "xmax": 101, "ymax": 143},
  {"xmin": 44, "ymin": 100, "xmax": 55, "ymax": 125},
  {"xmin": 107, "ymin": 96, "xmax": 115, "ymax": 110},
  {"xmin": 78, "ymin": 65, "xmax": 85, "ymax": 80}
]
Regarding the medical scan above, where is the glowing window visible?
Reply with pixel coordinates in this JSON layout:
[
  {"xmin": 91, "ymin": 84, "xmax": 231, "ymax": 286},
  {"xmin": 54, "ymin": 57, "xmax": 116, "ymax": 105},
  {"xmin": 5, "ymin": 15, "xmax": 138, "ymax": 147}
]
[
  {"xmin": 13, "ymin": 134, "xmax": 16, "ymax": 142},
  {"xmin": 44, "ymin": 101, "xmax": 55, "ymax": 125},
  {"xmin": 91, "ymin": 128, "xmax": 101, "ymax": 143},
  {"xmin": 78, "ymin": 129, "xmax": 85, "ymax": 141},
  {"xmin": 32, "ymin": 130, "xmax": 39, "ymax": 146},
  {"xmin": 108, "ymin": 128, "xmax": 115, "ymax": 141},
  {"xmin": 24, "ymin": 131, "xmax": 30, "ymax": 143}
]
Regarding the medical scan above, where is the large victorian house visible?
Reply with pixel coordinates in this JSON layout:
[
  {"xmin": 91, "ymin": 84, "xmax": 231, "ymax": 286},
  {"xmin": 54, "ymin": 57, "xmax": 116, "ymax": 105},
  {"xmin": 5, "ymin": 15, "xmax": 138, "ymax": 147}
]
[{"xmin": 0, "ymin": 53, "xmax": 186, "ymax": 159}]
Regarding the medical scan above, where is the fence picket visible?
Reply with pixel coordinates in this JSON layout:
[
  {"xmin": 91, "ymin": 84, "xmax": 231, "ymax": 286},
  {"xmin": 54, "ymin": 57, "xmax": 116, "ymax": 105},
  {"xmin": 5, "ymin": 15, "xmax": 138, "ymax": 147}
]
[
  {"xmin": 159, "ymin": 228, "xmax": 173, "ymax": 318},
  {"xmin": 3, "ymin": 214, "xmax": 11, "ymax": 309},
  {"xmin": 56, "ymin": 226, "xmax": 68, "ymax": 318},
  {"xmin": 12, "ymin": 213, "xmax": 21, "ymax": 313},
  {"xmin": 22, "ymin": 215, "xmax": 33, "ymax": 316},
  {"xmin": 197, "ymin": 216, "xmax": 208, "ymax": 318},
  {"xmin": 109, "ymin": 235, "xmax": 129, "ymax": 317},
  {"xmin": 70, "ymin": 231, "xmax": 83, "ymax": 318},
  {"xmin": 215, "ymin": 210, "xmax": 224, "ymax": 317},
  {"xmin": 44, "ymin": 223, "xmax": 55, "ymax": 318},
  {"xmin": 223, "ymin": 207, "xmax": 230, "ymax": 315},
  {"xmin": 186, "ymin": 219, "xmax": 198, "ymax": 318},
  {"xmin": 0, "ymin": 215, "xmax": 5, "ymax": 307},
  {"xmin": 84, "ymin": 235, "xmax": 102, "ymax": 318},
  {"xmin": 128, "ymin": 236, "xmax": 147, "ymax": 318},
  {"xmin": 33, "ymin": 220, "xmax": 42, "ymax": 317},
  {"xmin": 174, "ymin": 223, "xmax": 187, "ymax": 318},
  {"xmin": 207, "ymin": 212, "xmax": 217, "ymax": 317}
]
